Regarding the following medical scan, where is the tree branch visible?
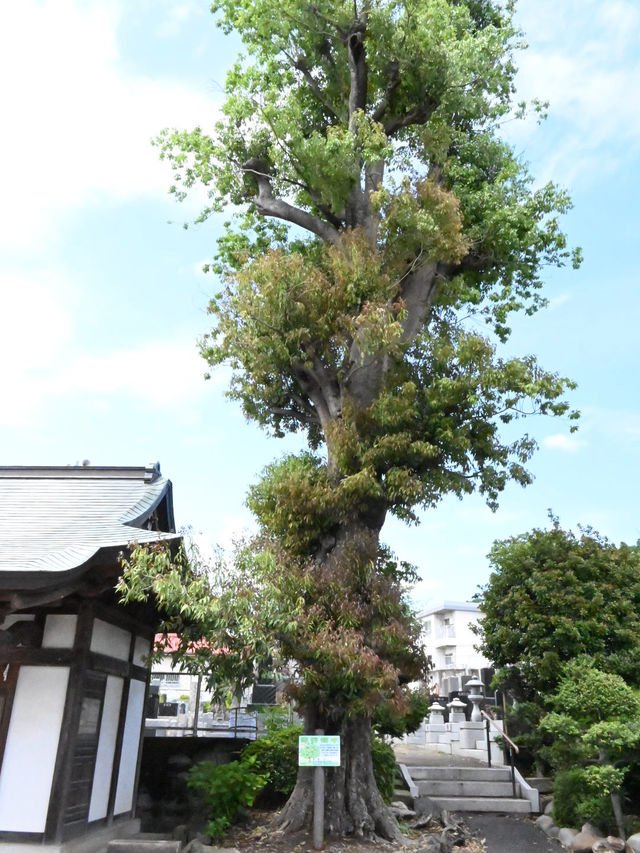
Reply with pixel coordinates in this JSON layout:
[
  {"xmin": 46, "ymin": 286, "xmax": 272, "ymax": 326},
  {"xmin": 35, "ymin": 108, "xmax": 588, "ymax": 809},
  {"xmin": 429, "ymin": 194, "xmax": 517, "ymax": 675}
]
[
  {"xmin": 271, "ymin": 406, "xmax": 319, "ymax": 427},
  {"xmin": 371, "ymin": 61, "xmax": 400, "ymax": 123},
  {"xmin": 346, "ymin": 20, "xmax": 367, "ymax": 125},
  {"xmin": 243, "ymin": 158, "xmax": 340, "ymax": 244},
  {"xmin": 289, "ymin": 52, "xmax": 346, "ymax": 122},
  {"xmin": 397, "ymin": 261, "xmax": 441, "ymax": 343},
  {"xmin": 383, "ymin": 96, "xmax": 439, "ymax": 136}
]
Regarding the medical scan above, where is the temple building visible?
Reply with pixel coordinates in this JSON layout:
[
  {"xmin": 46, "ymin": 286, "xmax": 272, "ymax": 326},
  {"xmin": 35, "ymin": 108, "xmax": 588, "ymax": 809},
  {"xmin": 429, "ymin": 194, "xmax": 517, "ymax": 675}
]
[{"xmin": 0, "ymin": 463, "xmax": 179, "ymax": 853}]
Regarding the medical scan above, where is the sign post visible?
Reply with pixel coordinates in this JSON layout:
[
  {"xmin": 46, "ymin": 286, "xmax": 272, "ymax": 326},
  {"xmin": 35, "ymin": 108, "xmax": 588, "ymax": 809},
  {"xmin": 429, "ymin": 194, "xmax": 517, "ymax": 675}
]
[{"xmin": 298, "ymin": 732, "xmax": 341, "ymax": 850}]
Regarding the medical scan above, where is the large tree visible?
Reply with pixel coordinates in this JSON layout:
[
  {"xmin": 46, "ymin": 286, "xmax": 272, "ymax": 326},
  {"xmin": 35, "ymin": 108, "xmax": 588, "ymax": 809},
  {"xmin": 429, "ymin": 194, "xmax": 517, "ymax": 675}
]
[
  {"xmin": 125, "ymin": 0, "xmax": 580, "ymax": 839},
  {"xmin": 474, "ymin": 519, "xmax": 640, "ymax": 701}
]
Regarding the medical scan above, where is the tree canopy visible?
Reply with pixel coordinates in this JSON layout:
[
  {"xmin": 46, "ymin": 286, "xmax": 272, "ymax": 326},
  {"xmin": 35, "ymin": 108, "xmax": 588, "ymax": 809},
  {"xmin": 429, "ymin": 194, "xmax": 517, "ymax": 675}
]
[
  {"xmin": 123, "ymin": 0, "xmax": 580, "ymax": 839},
  {"xmin": 474, "ymin": 519, "xmax": 640, "ymax": 701}
]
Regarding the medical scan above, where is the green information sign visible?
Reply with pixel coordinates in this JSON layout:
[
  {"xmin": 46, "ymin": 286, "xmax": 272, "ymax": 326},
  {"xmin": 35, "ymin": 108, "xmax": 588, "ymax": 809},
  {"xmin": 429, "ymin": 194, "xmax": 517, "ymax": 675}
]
[{"xmin": 298, "ymin": 735, "xmax": 341, "ymax": 767}]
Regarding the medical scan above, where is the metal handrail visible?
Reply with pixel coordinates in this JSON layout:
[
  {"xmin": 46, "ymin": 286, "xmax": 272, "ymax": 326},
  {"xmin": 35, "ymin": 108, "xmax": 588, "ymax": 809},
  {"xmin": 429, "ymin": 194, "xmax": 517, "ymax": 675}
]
[
  {"xmin": 480, "ymin": 710, "xmax": 519, "ymax": 754},
  {"xmin": 480, "ymin": 710, "xmax": 518, "ymax": 797}
]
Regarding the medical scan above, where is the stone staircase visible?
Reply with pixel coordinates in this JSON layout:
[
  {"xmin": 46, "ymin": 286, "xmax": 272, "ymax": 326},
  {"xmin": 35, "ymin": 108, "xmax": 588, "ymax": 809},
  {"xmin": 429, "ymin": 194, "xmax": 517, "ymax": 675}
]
[
  {"xmin": 106, "ymin": 834, "xmax": 183, "ymax": 852},
  {"xmin": 398, "ymin": 765, "xmax": 539, "ymax": 815}
]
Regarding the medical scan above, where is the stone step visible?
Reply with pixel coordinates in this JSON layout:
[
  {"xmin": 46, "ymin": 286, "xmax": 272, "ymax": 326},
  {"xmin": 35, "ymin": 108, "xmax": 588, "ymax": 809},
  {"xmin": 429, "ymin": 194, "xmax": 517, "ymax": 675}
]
[
  {"xmin": 408, "ymin": 766, "xmax": 511, "ymax": 782},
  {"xmin": 106, "ymin": 837, "xmax": 182, "ymax": 853},
  {"xmin": 428, "ymin": 795, "xmax": 532, "ymax": 814},
  {"xmin": 417, "ymin": 780, "xmax": 517, "ymax": 798},
  {"xmin": 457, "ymin": 747, "xmax": 505, "ymax": 765}
]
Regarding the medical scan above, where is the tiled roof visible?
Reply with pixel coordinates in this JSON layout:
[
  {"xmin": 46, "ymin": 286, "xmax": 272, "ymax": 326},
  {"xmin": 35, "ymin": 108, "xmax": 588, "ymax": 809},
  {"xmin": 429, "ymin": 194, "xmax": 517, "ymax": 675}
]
[{"xmin": 0, "ymin": 463, "xmax": 180, "ymax": 578}]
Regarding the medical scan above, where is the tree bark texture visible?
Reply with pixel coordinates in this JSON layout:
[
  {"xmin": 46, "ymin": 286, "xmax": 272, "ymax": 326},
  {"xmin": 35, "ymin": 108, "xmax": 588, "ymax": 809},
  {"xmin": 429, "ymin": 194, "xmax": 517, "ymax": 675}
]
[{"xmin": 276, "ymin": 715, "xmax": 403, "ymax": 842}]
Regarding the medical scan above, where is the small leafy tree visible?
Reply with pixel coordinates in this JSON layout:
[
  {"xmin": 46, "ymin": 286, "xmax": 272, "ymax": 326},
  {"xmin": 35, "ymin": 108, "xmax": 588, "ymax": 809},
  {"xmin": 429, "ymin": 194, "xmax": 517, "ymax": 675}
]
[
  {"xmin": 538, "ymin": 661, "xmax": 640, "ymax": 838},
  {"xmin": 474, "ymin": 518, "xmax": 640, "ymax": 701}
]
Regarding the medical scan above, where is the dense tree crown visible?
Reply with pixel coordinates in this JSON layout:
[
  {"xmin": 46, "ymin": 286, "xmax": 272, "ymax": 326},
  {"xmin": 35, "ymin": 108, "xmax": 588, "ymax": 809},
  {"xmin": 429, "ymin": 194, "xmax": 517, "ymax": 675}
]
[
  {"xmin": 160, "ymin": 0, "xmax": 579, "ymax": 525},
  {"xmin": 474, "ymin": 520, "xmax": 640, "ymax": 700},
  {"xmin": 123, "ymin": 0, "xmax": 580, "ymax": 839}
]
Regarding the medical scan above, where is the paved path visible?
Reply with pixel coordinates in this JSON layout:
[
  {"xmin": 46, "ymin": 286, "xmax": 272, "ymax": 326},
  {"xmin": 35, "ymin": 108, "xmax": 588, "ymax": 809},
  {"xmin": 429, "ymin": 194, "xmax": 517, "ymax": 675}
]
[{"xmin": 463, "ymin": 814, "xmax": 559, "ymax": 853}]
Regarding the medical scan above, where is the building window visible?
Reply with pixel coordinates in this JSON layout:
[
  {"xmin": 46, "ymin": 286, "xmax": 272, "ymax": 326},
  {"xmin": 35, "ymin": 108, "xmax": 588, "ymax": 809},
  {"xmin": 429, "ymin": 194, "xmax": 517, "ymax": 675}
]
[
  {"xmin": 423, "ymin": 620, "xmax": 431, "ymax": 635},
  {"xmin": 444, "ymin": 653, "xmax": 454, "ymax": 667}
]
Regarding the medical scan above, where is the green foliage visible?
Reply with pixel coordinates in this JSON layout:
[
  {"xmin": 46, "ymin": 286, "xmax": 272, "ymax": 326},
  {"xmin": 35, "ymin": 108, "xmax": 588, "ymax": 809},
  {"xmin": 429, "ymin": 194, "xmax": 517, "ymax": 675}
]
[
  {"xmin": 241, "ymin": 725, "xmax": 303, "ymax": 799},
  {"xmin": 257, "ymin": 705, "xmax": 295, "ymax": 731},
  {"xmin": 553, "ymin": 766, "xmax": 622, "ymax": 835},
  {"xmin": 373, "ymin": 685, "xmax": 432, "ymax": 739},
  {"xmin": 539, "ymin": 663, "xmax": 640, "ymax": 835},
  {"xmin": 371, "ymin": 736, "xmax": 398, "ymax": 804},
  {"xmin": 474, "ymin": 519, "xmax": 640, "ymax": 700},
  {"xmin": 553, "ymin": 765, "xmax": 630, "ymax": 834},
  {"xmin": 187, "ymin": 756, "xmax": 268, "ymax": 840},
  {"xmin": 539, "ymin": 662, "xmax": 640, "ymax": 773}
]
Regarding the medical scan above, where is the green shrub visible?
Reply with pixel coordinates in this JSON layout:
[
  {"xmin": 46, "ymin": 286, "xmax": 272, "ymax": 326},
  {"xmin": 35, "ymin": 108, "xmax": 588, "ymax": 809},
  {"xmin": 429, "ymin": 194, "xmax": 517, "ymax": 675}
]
[
  {"xmin": 553, "ymin": 768, "xmax": 587, "ymax": 827},
  {"xmin": 241, "ymin": 724, "xmax": 303, "ymax": 799},
  {"xmin": 553, "ymin": 767, "xmax": 614, "ymax": 833},
  {"xmin": 371, "ymin": 736, "xmax": 396, "ymax": 804},
  {"xmin": 187, "ymin": 756, "xmax": 268, "ymax": 840}
]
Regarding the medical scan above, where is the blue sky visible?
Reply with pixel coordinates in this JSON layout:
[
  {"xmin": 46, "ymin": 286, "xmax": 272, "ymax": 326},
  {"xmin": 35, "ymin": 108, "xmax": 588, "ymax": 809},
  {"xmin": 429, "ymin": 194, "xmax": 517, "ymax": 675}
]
[{"xmin": 1, "ymin": 0, "xmax": 639, "ymax": 608}]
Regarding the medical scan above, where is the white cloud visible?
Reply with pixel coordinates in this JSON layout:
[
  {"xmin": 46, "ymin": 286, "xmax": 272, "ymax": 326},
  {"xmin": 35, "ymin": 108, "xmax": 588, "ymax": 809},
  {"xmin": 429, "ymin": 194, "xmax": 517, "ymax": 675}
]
[
  {"xmin": 543, "ymin": 433, "xmax": 587, "ymax": 452},
  {"xmin": 47, "ymin": 339, "xmax": 215, "ymax": 403},
  {"xmin": 0, "ymin": 0, "xmax": 219, "ymax": 252},
  {"xmin": 0, "ymin": 264, "xmax": 223, "ymax": 426},
  {"xmin": 548, "ymin": 293, "xmax": 572, "ymax": 311},
  {"xmin": 0, "ymin": 270, "xmax": 72, "ymax": 369},
  {"xmin": 509, "ymin": 0, "xmax": 640, "ymax": 183},
  {"xmin": 154, "ymin": 0, "xmax": 202, "ymax": 38}
]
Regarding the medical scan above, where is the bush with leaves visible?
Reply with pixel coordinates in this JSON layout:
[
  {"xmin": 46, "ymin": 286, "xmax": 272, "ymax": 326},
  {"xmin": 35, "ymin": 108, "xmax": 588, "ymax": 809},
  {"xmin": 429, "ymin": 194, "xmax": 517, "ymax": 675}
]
[
  {"xmin": 538, "ymin": 660, "xmax": 640, "ymax": 837},
  {"xmin": 370, "ymin": 737, "xmax": 397, "ymax": 804},
  {"xmin": 187, "ymin": 756, "xmax": 268, "ymax": 840},
  {"xmin": 241, "ymin": 724, "xmax": 303, "ymax": 802}
]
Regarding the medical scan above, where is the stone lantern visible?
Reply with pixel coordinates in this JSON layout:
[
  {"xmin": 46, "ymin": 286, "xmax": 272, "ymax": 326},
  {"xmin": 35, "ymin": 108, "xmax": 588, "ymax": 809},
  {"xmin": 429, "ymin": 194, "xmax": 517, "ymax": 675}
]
[
  {"xmin": 447, "ymin": 697, "xmax": 467, "ymax": 723},
  {"xmin": 428, "ymin": 701, "xmax": 446, "ymax": 724},
  {"xmin": 464, "ymin": 676, "xmax": 485, "ymax": 722}
]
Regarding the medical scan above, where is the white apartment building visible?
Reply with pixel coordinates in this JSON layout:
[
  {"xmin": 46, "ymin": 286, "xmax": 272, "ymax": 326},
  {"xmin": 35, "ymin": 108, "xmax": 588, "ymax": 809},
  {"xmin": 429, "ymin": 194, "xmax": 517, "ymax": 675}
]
[{"xmin": 420, "ymin": 601, "xmax": 493, "ymax": 698}]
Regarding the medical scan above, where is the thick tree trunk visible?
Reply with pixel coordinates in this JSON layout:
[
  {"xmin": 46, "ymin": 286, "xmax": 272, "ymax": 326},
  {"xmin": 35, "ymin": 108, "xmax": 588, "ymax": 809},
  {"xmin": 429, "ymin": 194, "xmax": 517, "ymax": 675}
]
[{"xmin": 275, "ymin": 715, "xmax": 403, "ymax": 842}]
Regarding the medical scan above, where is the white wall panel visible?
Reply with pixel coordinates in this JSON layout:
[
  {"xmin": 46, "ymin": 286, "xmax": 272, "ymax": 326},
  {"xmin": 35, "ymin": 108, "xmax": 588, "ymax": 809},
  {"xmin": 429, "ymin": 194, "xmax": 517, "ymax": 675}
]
[
  {"xmin": 113, "ymin": 679, "xmax": 145, "ymax": 814},
  {"xmin": 42, "ymin": 614, "xmax": 77, "ymax": 648},
  {"xmin": 88, "ymin": 675, "xmax": 124, "ymax": 822},
  {"xmin": 132, "ymin": 636, "xmax": 151, "ymax": 667},
  {"xmin": 0, "ymin": 666, "xmax": 69, "ymax": 832},
  {"xmin": 90, "ymin": 619, "xmax": 131, "ymax": 661}
]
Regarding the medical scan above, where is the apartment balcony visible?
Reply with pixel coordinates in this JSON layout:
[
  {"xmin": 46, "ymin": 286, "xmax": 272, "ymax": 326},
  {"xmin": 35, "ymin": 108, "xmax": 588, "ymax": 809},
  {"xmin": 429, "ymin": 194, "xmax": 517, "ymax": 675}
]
[{"xmin": 434, "ymin": 626, "xmax": 456, "ymax": 646}]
